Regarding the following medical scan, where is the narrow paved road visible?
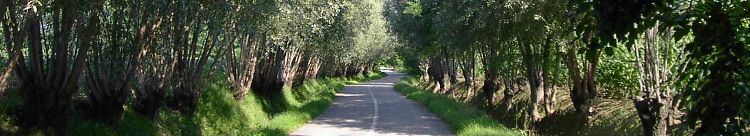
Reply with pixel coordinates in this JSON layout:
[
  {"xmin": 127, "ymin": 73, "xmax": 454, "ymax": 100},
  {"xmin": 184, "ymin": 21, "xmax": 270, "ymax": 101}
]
[{"xmin": 290, "ymin": 70, "xmax": 453, "ymax": 136}]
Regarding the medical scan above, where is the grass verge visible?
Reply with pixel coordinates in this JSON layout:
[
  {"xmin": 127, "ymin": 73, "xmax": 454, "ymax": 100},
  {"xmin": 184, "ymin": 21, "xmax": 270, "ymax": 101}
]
[
  {"xmin": 393, "ymin": 76, "xmax": 524, "ymax": 136},
  {"xmin": 0, "ymin": 71, "xmax": 385, "ymax": 136}
]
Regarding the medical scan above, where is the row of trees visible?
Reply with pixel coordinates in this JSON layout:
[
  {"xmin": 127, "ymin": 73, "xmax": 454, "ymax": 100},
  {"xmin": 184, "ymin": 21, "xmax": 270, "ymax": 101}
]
[
  {"xmin": 0, "ymin": 0, "xmax": 393, "ymax": 135},
  {"xmin": 386, "ymin": 0, "xmax": 748, "ymax": 135}
]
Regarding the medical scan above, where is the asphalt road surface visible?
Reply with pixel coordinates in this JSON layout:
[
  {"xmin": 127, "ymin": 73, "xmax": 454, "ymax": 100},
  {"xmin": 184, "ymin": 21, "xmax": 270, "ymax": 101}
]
[{"xmin": 290, "ymin": 70, "xmax": 453, "ymax": 136}]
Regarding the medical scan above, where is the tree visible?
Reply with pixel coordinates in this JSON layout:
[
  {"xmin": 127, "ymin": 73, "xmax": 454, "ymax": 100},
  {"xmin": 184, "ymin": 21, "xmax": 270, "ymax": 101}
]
[
  {"xmin": 676, "ymin": 1, "xmax": 749, "ymax": 134},
  {"xmin": 572, "ymin": 0, "xmax": 749, "ymax": 135},
  {"xmin": 78, "ymin": 0, "xmax": 156, "ymax": 128},
  {"xmin": 0, "ymin": 0, "xmax": 395, "ymax": 134},
  {"xmin": 0, "ymin": 0, "xmax": 19, "ymax": 93},
  {"xmin": 132, "ymin": 0, "xmax": 180, "ymax": 120},
  {"xmin": 253, "ymin": 0, "xmax": 338, "ymax": 95},
  {"xmin": 632, "ymin": 25, "xmax": 676, "ymax": 136},
  {"xmin": 224, "ymin": 32, "xmax": 258, "ymax": 102},
  {"xmin": 168, "ymin": 0, "xmax": 229, "ymax": 114},
  {"xmin": 223, "ymin": 0, "xmax": 273, "ymax": 102},
  {"xmin": 1, "ymin": 0, "xmax": 102, "ymax": 134}
]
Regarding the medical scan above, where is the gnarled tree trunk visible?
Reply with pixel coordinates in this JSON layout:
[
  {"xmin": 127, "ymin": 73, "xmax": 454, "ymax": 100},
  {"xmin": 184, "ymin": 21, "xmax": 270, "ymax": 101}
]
[
  {"xmin": 168, "ymin": 7, "xmax": 227, "ymax": 114},
  {"xmin": 428, "ymin": 53, "xmax": 450, "ymax": 93},
  {"xmin": 542, "ymin": 34, "xmax": 557, "ymax": 115},
  {"xmin": 500, "ymin": 75, "xmax": 519, "ymax": 112},
  {"xmin": 225, "ymin": 33, "xmax": 257, "ymax": 102},
  {"xmin": 295, "ymin": 52, "xmax": 321, "ymax": 86},
  {"xmin": 133, "ymin": 1, "xmax": 181, "ymax": 119},
  {"xmin": 518, "ymin": 35, "xmax": 544, "ymax": 123},
  {"xmin": 560, "ymin": 43, "xmax": 600, "ymax": 123},
  {"xmin": 252, "ymin": 41, "xmax": 300, "ymax": 96},
  {"xmin": 446, "ymin": 50, "xmax": 458, "ymax": 85},
  {"xmin": 460, "ymin": 50, "xmax": 475, "ymax": 95},
  {"xmin": 418, "ymin": 59, "xmax": 430, "ymax": 82},
  {"xmin": 633, "ymin": 26, "xmax": 672, "ymax": 136},
  {"xmin": 481, "ymin": 46, "xmax": 500, "ymax": 107},
  {"xmin": 5, "ymin": 1, "xmax": 100, "ymax": 134},
  {"xmin": 80, "ymin": 2, "xmax": 156, "ymax": 128},
  {"xmin": 0, "ymin": 0, "xmax": 17, "ymax": 91}
]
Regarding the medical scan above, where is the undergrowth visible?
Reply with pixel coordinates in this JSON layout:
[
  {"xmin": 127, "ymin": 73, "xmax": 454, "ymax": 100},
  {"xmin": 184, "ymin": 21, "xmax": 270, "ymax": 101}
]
[
  {"xmin": 0, "ymin": 71, "xmax": 385, "ymax": 136},
  {"xmin": 394, "ymin": 76, "xmax": 524, "ymax": 136},
  {"xmin": 396, "ymin": 75, "xmax": 643, "ymax": 136}
]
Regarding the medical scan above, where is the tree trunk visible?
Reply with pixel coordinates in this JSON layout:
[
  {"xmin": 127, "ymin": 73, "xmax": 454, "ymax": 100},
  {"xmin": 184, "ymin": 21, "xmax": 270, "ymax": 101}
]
[
  {"xmin": 418, "ymin": 59, "xmax": 430, "ymax": 81},
  {"xmin": 10, "ymin": 2, "xmax": 100, "ymax": 134},
  {"xmin": 0, "ymin": 0, "xmax": 10, "ymax": 93},
  {"xmin": 518, "ymin": 36, "xmax": 543, "ymax": 123},
  {"xmin": 446, "ymin": 49, "xmax": 458, "ymax": 85},
  {"xmin": 0, "ymin": 39, "xmax": 20, "ymax": 93},
  {"xmin": 481, "ymin": 46, "xmax": 500, "ymax": 107},
  {"xmin": 296, "ymin": 53, "xmax": 320, "ymax": 86},
  {"xmin": 560, "ymin": 43, "xmax": 601, "ymax": 122},
  {"xmin": 482, "ymin": 69, "xmax": 499, "ymax": 107},
  {"xmin": 169, "ymin": 10, "xmax": 227, "ymax": 114},
  {"xmin": 460, "ymin": 52, "xmax": 475, "ymax": 95},
  {"xmin": 306, "ymin": 57, "xmax": 321, "ymax": 79},
  {"xmin": 542, "ymin": 34, "xmax": 556, "ymax": 114},
  {"xmin": 134, "ymin": 32, "xmax": 177, "ymax": 119},
  {"xmin": 500, "ymin": 76, "xmax": 516, "ymax": 112},
  {"xmin": 252, "ymin": 40, "xmax": 299, "ymax": 96},
  {"xmin": 226, "ymin": 33, "xmax": 257, "ymax": 102},
  {"xmin": 428, "ymin": 53, "xmax": 450, "ymax": 93},
  {"xmin": 80, "ymin": 2, "xmax": 158, "ymax": 128},
  {"xmin": 0, "ymin": 0, "xmax": 15, "ymax": 90},
  {"xmin": 284, "ymin": 48, "xmax": 303, "ymax": 87},
  {"xmin": 633, "ymin": 26, "xmax": 672, "ymax": 136},
  {"xmin": 544, "ymin": 63, "xmax": 558, "ymax": 114},
  {"xmin": 133, "ymin": 2, "xmax": 180, "ymax": 119}
]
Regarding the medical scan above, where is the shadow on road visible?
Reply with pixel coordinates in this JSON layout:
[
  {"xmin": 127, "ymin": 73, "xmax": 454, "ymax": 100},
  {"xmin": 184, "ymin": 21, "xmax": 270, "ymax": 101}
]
[{"xmin": 290, "ymin": 70, "xmax": 453, "ymax": 136}]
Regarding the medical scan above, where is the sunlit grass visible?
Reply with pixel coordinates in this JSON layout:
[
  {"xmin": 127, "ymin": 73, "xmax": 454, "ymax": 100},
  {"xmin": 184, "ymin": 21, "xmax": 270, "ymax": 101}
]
[
  {"xmin": 259, "ymin": 71, "xmax": 385, "ymax": 135},
  {"xmin": 394, "ymin": 76, "xmax": 524, "ymax": 136},
  {"xmin": 0, "ymin": 71, "xmax": 386, "ymax": 136}
]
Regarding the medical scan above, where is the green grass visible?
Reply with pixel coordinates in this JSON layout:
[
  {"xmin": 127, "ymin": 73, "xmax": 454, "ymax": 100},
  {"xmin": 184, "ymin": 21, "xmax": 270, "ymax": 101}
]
[
  {"xmin": 1, "ymin": 71, "xmax": 386, "ymax": 136},
  {"xmin": 394, "ymin": 76, "xmax": 525, "ymax": 136},
  {"xmin": 0, "ymin": 88, "xmax": 23, "ymax": 135},
  {"xmin": 393, "ymin": 75, "xmax": 644, "ymax": 136}
]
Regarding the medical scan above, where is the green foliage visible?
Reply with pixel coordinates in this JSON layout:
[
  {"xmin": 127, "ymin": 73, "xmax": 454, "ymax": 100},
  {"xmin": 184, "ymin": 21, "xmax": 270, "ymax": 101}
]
[
  {"xmin": 386, "ymin": 0, "xmax": 749, "ymax": 134},
  {"xmin": 262, "ymin": 0, "xmax": 394, "ymax": 71},
  {"xmin": 570, "ymin": 0, "xmax": 673, "ymax": 49},
  {"xmin": 403, "ymin": 1, "xmax": 422, "ymax": 16},
  {"xmin": 67, "ymin": 117, "xmax": 113, "ymax": 136},
  {"xmin": 569, "ymin": 0, "xmax": 749, "ymax": 134},
  {"xmin": 193, "ymin": 80, "xmax": 254, "ymax": 135},
  {"xmin": 394, "ymin": 76, "xmax": 524, "ymax": 136},
  {"xmin": 117, "ymin": 111, "xmax": 159, "ymax": 136},
  {"xmin": 1, "ymin": 71, "xmax": 384, "ymax": 135},
  {"xmin": 2, "ymin": 0, "xmax": 390, "ymax": 134},
  {"xmin": 596, "ymin": 47, "xmax": 639, "ymax": 99},
  {"xmin": 674, "ymin": 0, "xmax": 750, "ymax": 134},
  {"xmin": 0, "ymin": 88, "xmax": 22, "ymax": 135}
]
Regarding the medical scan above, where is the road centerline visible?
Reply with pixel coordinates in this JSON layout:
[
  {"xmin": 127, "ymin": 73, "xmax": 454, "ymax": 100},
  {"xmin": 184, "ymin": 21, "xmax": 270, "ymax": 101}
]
[{"xmin": 367, "ymin": 85, "xmax": 379, "ymax": 136}]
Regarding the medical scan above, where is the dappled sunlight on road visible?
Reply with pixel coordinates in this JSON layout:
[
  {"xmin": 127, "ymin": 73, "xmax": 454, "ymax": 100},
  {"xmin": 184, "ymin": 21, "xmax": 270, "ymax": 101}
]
[{"xmin": 291, "ymin": 71, "xmax": 453, "ymax": 136}]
